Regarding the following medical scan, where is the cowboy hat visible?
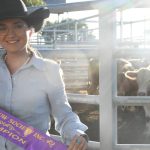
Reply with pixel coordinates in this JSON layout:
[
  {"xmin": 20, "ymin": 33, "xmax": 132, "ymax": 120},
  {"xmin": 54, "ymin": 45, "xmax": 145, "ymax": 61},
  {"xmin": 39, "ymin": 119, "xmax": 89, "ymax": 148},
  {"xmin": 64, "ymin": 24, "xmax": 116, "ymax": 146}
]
[{"xmin": 0, "ymin": 0, "xmax": 50, "ymax": 32}]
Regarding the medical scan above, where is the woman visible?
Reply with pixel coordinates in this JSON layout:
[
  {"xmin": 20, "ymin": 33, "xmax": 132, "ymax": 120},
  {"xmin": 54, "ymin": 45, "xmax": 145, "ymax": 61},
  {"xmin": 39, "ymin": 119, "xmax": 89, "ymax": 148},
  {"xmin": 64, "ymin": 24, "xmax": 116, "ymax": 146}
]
[{"xmin": 0, "ymin": 0, "xmax": 88, "ymax": 150}]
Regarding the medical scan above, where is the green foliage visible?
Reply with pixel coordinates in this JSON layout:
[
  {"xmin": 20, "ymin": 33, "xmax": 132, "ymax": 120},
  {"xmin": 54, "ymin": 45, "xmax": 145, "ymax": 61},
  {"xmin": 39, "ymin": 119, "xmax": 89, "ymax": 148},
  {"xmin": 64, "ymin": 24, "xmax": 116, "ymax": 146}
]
[{"xmin": 23, "ymin": 0, "xmax": 45, "ymax": 6}]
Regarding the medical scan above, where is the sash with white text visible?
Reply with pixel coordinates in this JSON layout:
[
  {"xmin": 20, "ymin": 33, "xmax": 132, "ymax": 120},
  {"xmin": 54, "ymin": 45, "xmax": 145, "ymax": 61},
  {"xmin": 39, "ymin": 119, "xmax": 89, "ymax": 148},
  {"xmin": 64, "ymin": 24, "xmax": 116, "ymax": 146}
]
[{"xmin": 0, "ymin": 108, "xmax": 67, "ymax": 150}]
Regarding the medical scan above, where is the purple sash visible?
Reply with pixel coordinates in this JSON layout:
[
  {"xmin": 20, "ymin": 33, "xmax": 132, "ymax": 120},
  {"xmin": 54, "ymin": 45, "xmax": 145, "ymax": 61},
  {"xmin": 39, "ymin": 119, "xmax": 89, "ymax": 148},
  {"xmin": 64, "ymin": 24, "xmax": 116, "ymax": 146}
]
[{"xmin": 0, "ymin": 109, "xmax": 67, "ymax": 150}]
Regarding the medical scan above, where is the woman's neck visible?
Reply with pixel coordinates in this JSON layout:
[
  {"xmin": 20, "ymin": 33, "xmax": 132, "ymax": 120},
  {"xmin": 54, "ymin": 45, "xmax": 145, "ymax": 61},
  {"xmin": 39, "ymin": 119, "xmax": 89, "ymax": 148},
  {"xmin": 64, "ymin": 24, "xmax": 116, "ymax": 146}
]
[{"xmin": 4, "ymin": 51, "xmax": 32, "ymax": 75}]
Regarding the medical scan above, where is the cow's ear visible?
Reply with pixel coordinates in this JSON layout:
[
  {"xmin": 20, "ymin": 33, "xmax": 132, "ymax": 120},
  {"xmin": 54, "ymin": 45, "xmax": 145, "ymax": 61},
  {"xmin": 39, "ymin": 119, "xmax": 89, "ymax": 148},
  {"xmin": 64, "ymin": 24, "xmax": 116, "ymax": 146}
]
[{"xmin": 125, "ymin": 71, "xmax": 137, "ymax": 80}]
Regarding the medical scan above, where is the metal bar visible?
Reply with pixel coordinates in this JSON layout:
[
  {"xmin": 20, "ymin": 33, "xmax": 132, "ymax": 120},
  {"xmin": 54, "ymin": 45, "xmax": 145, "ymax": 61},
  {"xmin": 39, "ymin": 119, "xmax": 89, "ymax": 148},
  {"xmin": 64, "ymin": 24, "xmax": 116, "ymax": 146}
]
[
  {"xmin": 116, "ymin": 18, "xmax": 150, "ymax": 24},
  {"xmin": 51, "ymin": 134, "xmax": 100, "ymax": 150},
  {"xmin": 39, "ymin": 49, "xmax": 99, "ymax": 58},
  {"xmin": 42, "ymin": 28, "xmax": 99, "ymax": 32},
  {"xmin": 114, "ymin": 144, "xmax": 150, "ymax": 150},
  {"xmin": 67, "ymin": 93, "xmax": 99, "ymax": 105},
  {"xmin": 75, "ymin": 22, "xmax": 78, "ymax": 43},
  {"xmin": 99, "ymin": 7, "xmax": 117, "ymax": 150}
]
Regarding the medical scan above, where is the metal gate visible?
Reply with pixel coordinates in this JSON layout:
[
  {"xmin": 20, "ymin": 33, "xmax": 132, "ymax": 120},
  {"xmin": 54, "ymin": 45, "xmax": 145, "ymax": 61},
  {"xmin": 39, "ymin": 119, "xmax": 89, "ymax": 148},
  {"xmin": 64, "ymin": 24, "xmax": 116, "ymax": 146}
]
[{"xmin": 99, "ymin": 1, "xmax": 150, "ymax": 150}]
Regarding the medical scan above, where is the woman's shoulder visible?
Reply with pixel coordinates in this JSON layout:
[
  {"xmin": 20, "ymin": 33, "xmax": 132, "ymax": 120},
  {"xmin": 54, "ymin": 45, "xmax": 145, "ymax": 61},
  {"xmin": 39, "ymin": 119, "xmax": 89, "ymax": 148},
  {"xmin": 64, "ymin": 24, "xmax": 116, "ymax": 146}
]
[
  {"xmin": 42, "ymin": 58, "xmax": 61, "ymax": 72},
  {"xmin": 43, "ymin": 58, "xmax": 59, "ymax": 66},
  {"xmin": 41, "ymin": 58, "xmax": 63, "ymax": 82}
]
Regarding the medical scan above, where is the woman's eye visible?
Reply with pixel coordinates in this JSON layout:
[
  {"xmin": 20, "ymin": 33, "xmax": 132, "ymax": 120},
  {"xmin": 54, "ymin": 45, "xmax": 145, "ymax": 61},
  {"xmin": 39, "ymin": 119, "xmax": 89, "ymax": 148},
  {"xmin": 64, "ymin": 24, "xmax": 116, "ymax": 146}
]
[
  {"xmin": 0, "ymin": 25, "xmax": 6, "ymax": 31},
  {"xmin": 15, "ymin": 23, "xmax": 25, "ymax": 29},
  {"xmin": 15, "ymin": 23, "xmax": 26, "ymax": 29}
]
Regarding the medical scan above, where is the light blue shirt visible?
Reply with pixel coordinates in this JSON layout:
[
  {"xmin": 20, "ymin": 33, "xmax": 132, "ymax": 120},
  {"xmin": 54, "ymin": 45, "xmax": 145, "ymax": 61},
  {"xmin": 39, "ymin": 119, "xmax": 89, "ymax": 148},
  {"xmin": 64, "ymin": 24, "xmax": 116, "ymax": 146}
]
[{"xmin": 0, "ymin": 51, "xmax": 88, "ymax": 150}]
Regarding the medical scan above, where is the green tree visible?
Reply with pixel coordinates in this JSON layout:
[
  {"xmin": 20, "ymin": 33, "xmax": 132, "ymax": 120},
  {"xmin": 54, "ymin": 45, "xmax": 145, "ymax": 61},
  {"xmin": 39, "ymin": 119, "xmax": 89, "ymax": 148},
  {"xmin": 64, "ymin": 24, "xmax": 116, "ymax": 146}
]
[{"xmin": 23, "ymin": 0, "xmax": 45, "ymax": 6}]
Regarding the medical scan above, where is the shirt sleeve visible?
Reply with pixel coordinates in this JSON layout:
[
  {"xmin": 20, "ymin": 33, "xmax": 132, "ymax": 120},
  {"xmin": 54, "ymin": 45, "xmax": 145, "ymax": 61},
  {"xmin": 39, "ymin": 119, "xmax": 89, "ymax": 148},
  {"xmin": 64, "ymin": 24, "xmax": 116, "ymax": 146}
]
[{"xmin": 45, "ymin": 62, "xmax": 88, "ymax": 145}]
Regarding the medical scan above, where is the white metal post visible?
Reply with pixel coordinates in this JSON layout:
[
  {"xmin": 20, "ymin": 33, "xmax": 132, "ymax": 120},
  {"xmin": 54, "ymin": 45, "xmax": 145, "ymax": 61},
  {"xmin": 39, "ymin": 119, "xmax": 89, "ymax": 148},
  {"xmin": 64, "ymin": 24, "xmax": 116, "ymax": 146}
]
[
  {"xmin": 75, "ymin": 22, "xmax": 78, "ymax": 43},
  {"xmin": 99, "ymin": 9, "xmax": 116, "ymax": 150}
]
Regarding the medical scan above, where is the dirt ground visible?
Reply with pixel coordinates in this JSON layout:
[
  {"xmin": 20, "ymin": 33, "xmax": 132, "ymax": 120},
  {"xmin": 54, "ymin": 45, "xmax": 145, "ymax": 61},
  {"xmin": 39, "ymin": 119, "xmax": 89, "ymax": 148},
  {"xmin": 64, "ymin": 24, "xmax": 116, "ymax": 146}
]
[
  {"xmin": 71, "ymin": 103, "xmax": 99, "ymax": 141},
  {"xmin": 49, "ymin": 103, "xmax": 100, "ymax": 142},
  {"xmin": 49, "ymin": 104, "xmax": 150, "ymax": 144},
  {"xmin": 118, "ymin": 106, "xmax": 150, "ymax": 144}
]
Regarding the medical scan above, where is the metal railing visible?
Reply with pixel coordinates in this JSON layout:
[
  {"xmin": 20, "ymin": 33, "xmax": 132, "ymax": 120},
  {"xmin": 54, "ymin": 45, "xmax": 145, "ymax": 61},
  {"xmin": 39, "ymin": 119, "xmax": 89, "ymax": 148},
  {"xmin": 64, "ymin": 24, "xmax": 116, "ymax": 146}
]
[
  {"xmin": 30, "ymin": 14, "xmax": 99, "ymax": 50},
  {"xmin": 116, "ymin": 9, "xmax": 150, "ymax": 49}
]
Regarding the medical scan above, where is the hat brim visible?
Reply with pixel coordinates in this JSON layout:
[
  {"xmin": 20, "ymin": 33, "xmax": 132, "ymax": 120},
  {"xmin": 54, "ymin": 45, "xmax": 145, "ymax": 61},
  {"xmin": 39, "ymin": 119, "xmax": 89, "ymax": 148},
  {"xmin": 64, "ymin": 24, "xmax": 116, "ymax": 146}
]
[
  {"xmin": 0, "ymin": 7, "xmax": 50, "ymax": 32},
  {"xmin": 25, "ymin": 7, "xmax": 50, "ymax": 32}
]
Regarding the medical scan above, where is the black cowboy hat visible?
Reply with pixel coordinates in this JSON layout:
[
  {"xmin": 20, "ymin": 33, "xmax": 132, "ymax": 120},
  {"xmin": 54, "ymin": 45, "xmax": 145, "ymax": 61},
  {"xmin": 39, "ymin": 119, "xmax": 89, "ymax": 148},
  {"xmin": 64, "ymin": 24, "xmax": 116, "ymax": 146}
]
[{"xmin": 0, "ymin": 0, "xmax": 50, "ymax": 32}]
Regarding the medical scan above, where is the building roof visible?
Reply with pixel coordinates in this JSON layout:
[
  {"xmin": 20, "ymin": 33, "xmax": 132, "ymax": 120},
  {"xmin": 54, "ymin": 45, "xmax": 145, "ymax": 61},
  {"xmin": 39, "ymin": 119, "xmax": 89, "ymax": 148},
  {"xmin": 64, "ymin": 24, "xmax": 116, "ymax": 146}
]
[
  {"xmin": 29, "ymin": 0, "xmax": 150, "ymax": 14},
  {"xmin": 46, "ymin": 0, "xmax": 150, "ymax": 14}
]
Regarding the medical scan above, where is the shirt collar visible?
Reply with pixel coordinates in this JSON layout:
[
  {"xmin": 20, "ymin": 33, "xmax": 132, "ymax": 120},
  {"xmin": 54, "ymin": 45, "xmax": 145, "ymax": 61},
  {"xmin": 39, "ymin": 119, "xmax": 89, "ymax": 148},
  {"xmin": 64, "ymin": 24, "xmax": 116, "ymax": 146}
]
[
  {"xmin": 0, "ymin": 50, "xmax": 46, "ymax": 71},
  {"xmin": 27, "ymin": 51, "xmax": 46, "ymax": 71}
]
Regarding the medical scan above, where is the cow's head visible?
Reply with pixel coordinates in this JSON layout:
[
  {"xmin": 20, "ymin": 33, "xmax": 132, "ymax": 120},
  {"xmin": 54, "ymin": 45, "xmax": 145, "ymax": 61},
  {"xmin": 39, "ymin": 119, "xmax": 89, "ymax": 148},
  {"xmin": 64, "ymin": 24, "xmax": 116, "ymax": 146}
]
[{"xmin": 125, "ymin": 68, "xmax": 150, "ymax": 96}]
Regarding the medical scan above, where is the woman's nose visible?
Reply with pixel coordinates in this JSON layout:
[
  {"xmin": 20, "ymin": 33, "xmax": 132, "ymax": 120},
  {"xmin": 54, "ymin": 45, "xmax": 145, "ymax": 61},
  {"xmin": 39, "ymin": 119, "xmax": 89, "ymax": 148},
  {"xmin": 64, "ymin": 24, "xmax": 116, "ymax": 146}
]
[{"xmin": 6, "ymin": 28, "xmax": 16, "ymax": 36}]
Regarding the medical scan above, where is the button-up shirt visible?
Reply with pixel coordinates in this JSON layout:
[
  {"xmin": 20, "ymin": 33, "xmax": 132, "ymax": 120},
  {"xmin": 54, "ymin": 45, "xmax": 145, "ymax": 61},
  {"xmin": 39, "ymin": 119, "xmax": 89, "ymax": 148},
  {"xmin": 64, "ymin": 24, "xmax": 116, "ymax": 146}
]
[{"xmin": 0, "ymin": 51, "xmax": 88, "ymax": 150}]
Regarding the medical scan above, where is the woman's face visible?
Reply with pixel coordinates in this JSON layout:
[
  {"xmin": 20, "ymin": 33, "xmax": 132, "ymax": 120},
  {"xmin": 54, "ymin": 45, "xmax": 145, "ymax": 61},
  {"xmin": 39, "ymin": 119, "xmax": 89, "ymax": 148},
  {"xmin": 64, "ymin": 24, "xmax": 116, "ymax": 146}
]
[{"xmin": 0, "ymin": 18, "xmax": 32, "ymax": 54}]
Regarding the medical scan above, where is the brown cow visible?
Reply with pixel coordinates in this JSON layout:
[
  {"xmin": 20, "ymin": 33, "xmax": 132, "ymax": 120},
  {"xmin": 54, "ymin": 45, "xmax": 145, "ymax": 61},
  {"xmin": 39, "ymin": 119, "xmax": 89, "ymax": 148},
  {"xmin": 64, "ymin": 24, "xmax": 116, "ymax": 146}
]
[{"xmin": 117, "ymin": 58, "xmax": 138, "ymax": 96}]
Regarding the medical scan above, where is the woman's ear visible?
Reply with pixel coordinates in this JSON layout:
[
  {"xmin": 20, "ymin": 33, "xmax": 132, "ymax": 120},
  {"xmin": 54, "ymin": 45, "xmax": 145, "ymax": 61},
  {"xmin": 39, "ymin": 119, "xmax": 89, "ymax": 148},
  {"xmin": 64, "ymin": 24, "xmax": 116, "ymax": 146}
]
[{"xmin": 28, "ymin": 27, "xmax": 35, "ymax": 37}]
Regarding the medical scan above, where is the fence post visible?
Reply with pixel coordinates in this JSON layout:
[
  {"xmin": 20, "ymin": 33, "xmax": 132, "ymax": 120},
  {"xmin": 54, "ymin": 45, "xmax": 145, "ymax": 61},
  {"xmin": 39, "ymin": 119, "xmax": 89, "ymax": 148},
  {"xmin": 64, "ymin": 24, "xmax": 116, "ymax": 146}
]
[{"xmin": 75, "ymin": 22, "xmax": 78, "ymax": 43}]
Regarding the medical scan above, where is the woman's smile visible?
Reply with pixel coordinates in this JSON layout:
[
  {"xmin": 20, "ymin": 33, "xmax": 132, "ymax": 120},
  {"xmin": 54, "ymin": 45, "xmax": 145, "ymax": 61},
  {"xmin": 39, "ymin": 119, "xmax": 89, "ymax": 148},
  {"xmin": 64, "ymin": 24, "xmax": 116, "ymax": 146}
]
[{"xmin": 6, "ymin": 39, "xmax": 20, "ymax": 45}]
